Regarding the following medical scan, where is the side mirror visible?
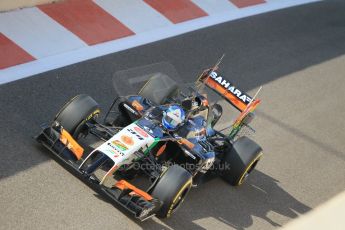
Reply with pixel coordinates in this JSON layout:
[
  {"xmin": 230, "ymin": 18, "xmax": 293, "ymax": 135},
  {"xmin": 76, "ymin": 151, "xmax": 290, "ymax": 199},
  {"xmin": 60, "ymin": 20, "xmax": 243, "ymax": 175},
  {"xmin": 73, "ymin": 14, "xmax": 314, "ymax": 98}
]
[{"xmin": 210, "ymin": 104, "xmax": 223, "ymax": 127}]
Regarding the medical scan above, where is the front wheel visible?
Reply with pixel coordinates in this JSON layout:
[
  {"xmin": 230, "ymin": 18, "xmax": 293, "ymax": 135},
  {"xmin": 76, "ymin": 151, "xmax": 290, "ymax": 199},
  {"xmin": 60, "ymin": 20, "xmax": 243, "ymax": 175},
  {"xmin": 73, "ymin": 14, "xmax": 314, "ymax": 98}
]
[
  {"xmin": 151, "ymin": 165, "xmax": 192, "ymax": 218},
  {"xmin": 55, "ymin": 94, "xmax": 100, "ymax": 138},
  {"xmin": 220, "ymin": 136, "xmax": 263, "ymax": 186}
]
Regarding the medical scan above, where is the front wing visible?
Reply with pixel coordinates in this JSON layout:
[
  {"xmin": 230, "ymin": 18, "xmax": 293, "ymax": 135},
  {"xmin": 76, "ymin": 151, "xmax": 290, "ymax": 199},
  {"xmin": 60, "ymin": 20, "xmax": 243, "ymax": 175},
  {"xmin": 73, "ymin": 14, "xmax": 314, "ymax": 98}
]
[{"xmin": 35, "ymin": 124, "xmax": 162, "ymax": 221}]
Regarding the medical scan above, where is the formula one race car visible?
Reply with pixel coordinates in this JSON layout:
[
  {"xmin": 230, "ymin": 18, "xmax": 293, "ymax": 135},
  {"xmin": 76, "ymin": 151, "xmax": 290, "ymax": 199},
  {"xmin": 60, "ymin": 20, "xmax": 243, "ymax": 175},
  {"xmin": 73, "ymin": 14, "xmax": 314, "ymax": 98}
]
[{"xmin": 36, "ymin": 60, "xmax": 263, "ymax": 220}]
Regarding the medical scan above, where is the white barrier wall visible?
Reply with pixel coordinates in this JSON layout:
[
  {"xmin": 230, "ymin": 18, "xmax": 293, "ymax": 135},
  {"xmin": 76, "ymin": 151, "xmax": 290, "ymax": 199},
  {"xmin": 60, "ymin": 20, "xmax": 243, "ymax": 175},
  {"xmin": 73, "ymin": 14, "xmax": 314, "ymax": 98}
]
[{"xmin": 0, "ymin": 0, "xmax": 60, "ymax": 12}]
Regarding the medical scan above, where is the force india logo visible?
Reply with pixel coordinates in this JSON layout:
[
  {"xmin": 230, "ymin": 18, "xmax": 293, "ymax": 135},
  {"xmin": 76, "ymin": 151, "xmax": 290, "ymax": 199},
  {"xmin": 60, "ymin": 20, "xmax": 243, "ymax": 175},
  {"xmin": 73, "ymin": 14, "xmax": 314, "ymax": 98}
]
[{"xmin": 209, "ymin": 71, "xmax": 252, "ymax": 104}]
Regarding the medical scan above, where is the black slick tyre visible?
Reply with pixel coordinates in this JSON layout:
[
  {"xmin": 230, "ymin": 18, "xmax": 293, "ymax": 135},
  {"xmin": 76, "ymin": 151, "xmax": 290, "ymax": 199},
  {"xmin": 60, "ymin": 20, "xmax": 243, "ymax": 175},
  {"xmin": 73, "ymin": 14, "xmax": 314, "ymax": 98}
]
[
  {"xmin": 55, "ymin": 94, "xmax": 100, "ymax": 138},
  {"xmin": 221, "ymin": 136, "xmax": 263, "ymax": 186},
  {"xmin": 151, "ymin": 165, "xmax": 192, "ymax": 218}
]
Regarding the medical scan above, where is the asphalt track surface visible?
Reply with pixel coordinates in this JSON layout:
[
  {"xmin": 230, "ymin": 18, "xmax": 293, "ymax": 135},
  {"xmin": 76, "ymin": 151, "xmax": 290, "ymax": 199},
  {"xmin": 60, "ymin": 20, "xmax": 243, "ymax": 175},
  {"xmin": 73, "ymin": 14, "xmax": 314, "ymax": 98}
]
[{"xmin": 1, "ymin": 1, "xmax": 345, "ymax": 229}]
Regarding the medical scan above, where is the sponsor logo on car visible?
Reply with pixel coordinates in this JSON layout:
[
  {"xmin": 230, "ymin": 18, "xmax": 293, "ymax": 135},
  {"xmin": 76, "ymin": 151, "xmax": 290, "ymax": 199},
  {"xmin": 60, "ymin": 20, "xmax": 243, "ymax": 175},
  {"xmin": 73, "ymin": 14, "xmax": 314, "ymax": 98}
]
[
  {"xmin": 134, "ymin": 126, "xmax": 149, "ymax": 138},
  {"xmin": 126, "ymin": 128, "xmax": 145, "ymax": 141},
  {"xmin": 111, "ymin": 140, "xmax": 128, "ymax": 151},
  {"xmin": 105, "ymin": 149, "xmax": 122, "ymax": 158},
  {"xmin": 209, "ymin": 71, "xmax": 252, "ymax": 104},
  {"xmin": 120, "ymin": 135, "xmax": 134, "ymax": 146},
  {"xmin": 107, "ymin": 142, "xmax": 126, "ymax": 155}
]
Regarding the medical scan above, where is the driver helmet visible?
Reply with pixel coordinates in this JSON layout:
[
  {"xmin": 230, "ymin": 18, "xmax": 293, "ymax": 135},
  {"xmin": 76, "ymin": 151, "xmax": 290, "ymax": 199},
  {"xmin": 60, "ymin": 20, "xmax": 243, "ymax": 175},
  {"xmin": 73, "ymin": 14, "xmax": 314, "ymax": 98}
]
[{"xmin": 162, "ymin": 105, "xmax": 185, "ymax": 131}]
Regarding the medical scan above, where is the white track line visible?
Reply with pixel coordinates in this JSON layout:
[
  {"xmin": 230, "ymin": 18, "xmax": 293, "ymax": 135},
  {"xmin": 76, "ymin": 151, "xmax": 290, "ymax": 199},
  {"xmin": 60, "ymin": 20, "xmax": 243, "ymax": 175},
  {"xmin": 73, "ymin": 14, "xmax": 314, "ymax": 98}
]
[
  {"xmin": 0, "ymin": 0, "xmax": 320, "ymax": 85},
  {"xmin": 0, "ymin": 7, "xmax": 86, "ymax": 59},
  {"xmin": 192, "ymin": 0, "xmax": 237, "ymax": 15},
  {"xmin": 94, "ymin": 0, "xmax": 172, "ymax": 33}
]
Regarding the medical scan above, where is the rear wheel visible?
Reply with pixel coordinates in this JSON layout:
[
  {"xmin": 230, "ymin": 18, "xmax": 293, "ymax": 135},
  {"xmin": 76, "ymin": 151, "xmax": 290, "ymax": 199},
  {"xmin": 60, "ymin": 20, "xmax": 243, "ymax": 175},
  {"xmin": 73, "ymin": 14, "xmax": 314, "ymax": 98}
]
[
  {"xmin": 139, "ymin": 74, "xmax": 178, "ymax": 105},
  {"xmin": 151, "ymin": 165, "xmax": 192, "ymax": 218},
  {"xmin": 55, "ymin": 94, "xmax": 100, "ymax": 138},
  {"xmin": 221, "ymin": 136, "xmax": 262, "ymax": 186}
]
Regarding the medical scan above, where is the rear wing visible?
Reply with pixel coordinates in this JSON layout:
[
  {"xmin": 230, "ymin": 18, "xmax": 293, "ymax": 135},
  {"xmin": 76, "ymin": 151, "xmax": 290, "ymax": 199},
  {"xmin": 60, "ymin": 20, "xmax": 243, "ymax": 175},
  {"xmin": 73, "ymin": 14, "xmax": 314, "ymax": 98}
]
[{"xmin": 199, "ymin": 70, "xmax": 258, "ymax": 112}]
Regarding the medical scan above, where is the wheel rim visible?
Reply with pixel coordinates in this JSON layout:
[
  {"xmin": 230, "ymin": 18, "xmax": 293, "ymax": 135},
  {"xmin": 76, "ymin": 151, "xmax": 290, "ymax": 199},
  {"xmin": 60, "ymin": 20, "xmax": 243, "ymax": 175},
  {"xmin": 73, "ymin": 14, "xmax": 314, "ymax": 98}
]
[
  {"xmin": 241, "ymin": 161, "xmax": 257, "ymax": 183},
  {"xmin": 168, "ymin": 180, "xmax": 192, "ymax": 216},
  {"xmin": 238, "ymin": 153, "xmax": 262, "ymax": 185},
  {"xmin": 172, "ymin": 186, "xmax": 189, "ymax": 211}
]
